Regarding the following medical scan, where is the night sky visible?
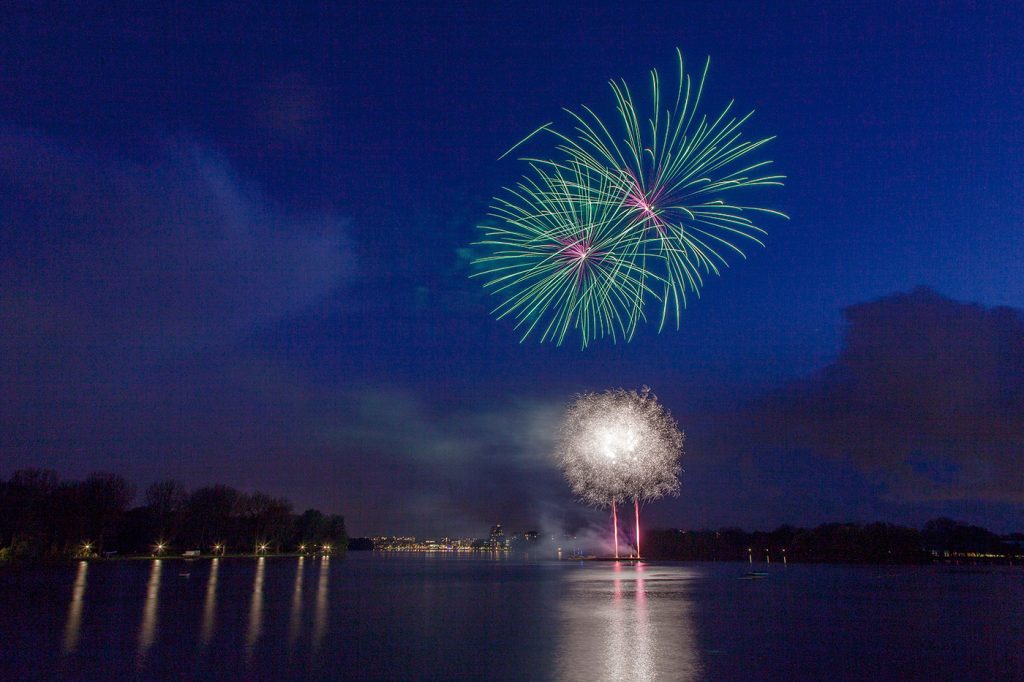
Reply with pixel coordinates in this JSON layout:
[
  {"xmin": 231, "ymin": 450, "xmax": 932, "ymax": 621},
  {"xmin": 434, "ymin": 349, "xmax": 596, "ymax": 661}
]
[{"xmin": 2, "ymin": 2, "xmax": 1022, "ymax": 535}]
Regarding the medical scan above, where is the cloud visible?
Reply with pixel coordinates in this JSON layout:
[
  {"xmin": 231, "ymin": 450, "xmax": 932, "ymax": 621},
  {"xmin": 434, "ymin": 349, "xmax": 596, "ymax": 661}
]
[
  {"xmin": 147, "ymin": 373, "xmax": 587, "ymax": 537},
  {"xmin": 0, "ymin": 128, "xmax": 352, "ymax": 359},
  {"xmin": 292, "ymin": 288, "xmax": 1024, "ymax": 533},
  {"xmin": 0, "ymin": 127, "xmax": 354, "ymax": 468},
  {"xmin": 745, "ymin": 287, "xmax": 1024, "ymax": 504},
  {"xmin": 304, "ymin": 388, "xmax": 588, "ymax": 535}
]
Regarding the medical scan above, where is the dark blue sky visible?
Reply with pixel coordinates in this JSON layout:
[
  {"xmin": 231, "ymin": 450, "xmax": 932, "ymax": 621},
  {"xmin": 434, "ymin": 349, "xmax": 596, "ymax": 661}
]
[{"xmin": 2, "ymin": 2, "xmax": 1022, "ymax": 535}]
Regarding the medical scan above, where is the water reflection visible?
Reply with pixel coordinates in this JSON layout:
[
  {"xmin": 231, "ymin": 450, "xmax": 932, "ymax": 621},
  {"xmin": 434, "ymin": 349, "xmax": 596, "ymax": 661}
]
[
  {"xmin": 312, "ymin": 556, "xmax": 330, "ymax": 652},
  {"xmin": 245, "ymin": 557, "xmax": 266, "ymax": 661},
  {"xmin": 288, "ymin": 556, "xmax": 305, "ymax": 651},
  {"xmin": 557, "ymin": 562, "xmax": 702, "ymax": 681},
  {"xmin": 61, "ymin": 561, "xmax": 88, "ymax": 654},
  {"xmin": 200, "ymin": 558, "xmax": 219, "ymax": 646},
  {"xmin": 629, "ymin": 564, "xmax": 653, "ymax": 680},
  {"xmin": 137, "ymin": 560, "xmax": 162, "ymax": 666},
  {"xmin": 6, "ymin": 557, "xmax": 1024, "ymax": 680}
]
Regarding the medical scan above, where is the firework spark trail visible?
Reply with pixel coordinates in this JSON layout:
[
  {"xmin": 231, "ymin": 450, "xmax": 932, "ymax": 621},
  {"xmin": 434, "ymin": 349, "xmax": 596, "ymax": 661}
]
[
  {"xmin": 474, "ymin": 49, "xmax": 785, "ymax": 347},
  {"xmin": 612, "ymin": 498, "xmax": 619, "ymax": 559},
  {"xmin": 555, "ymin": 388, "xmax": 683, "ymax": 557},
  {"xmin": 634, "ymin": 498, "xmax": 641, "ymax": 558}
]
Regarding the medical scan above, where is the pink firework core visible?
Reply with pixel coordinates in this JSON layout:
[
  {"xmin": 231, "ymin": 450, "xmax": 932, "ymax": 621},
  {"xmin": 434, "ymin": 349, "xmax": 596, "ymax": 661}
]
[
  {"xmin": 624, "ymin": 171, "xmax": 669, "ymax": 234},
  {"xmin": 555, "ymin": 236, "xmax": 600, "ymax": 262},
  {"xmin": 554, "ymin": 235, "xmax": 602, "ymax": 284}
]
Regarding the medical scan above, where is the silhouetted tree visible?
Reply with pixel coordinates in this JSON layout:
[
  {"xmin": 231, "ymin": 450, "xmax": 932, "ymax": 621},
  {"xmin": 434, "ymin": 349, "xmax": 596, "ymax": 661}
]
[
  {"xmin": 144, "ymin": 479, "xmax": 188, "ymax": 541},
  {"xmin": 1, "ymin": 469, "xmax": 347, "ymax": 559},
  {"xmin": 323, "ymin": 514, "xmax": 347, "ymax": 552},
  {"xmin": 183, "ymin": 485, "xmax": 240, "ymax": 550},
  {"xmin": 236, "ymin": 491, "xmax": 293, "ymax": 552},
  {"xmin": 294, "ymin": 509, "xmax": 327, "ymax": 545},
  {"xmin": 648, "ymin": 521, "xmax": 930, "ymax": 564},
  {"xmin": 2, "ymin": 469, "xmax": 59, "ymax": 557},
  {"xmin": 921, "ymin": 517, "xmax": 1005, "ymax": 555},
  {"xmin": 79, "ymin": 472, "xmax": 134, "ymax": 554}
]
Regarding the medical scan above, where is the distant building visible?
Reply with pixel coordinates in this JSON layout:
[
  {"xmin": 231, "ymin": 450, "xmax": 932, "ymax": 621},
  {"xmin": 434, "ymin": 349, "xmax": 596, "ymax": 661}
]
[{"xmin": 489, "ymin": 524, "xmax": 504, "ymax": 540}]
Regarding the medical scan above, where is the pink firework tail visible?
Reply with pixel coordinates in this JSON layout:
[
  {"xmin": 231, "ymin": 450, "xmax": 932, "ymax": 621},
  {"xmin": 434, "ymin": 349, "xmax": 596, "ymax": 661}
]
[
  {"xmin": 634, "ymin": 497, "xmax": 641, "ymax": 558},
  {"xmin": 611, "ymin": 499, "xmax": 619, "ymax": 559}
]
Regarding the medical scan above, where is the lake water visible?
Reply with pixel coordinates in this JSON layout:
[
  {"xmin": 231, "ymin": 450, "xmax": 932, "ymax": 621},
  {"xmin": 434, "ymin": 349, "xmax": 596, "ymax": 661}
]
[{"xmin": 1, "ymin": 553, "xmax": 1021, "ymax": 680}]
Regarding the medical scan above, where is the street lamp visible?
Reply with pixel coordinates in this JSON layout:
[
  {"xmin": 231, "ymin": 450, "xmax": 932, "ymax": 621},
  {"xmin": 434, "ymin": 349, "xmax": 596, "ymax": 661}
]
[{"xmin": 154, "ymin": 541, "xmax": 166, "ymax": 556}]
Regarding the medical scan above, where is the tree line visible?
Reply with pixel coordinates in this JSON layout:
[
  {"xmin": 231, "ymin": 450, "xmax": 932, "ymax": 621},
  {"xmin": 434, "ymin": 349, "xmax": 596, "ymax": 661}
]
[
  {"xmin": 645, "ymin": 519, "xmax": 1024, "ymax": 564},
  {"xmin": 0, "ymin": 469, "xmax": 347, "ymax": 560}
]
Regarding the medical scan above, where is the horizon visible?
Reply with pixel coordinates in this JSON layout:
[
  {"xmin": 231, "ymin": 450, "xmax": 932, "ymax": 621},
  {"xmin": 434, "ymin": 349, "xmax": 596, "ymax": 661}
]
[{"xmin": 4, "ymin": 459, "xmax": 1024, "ymax": 539}]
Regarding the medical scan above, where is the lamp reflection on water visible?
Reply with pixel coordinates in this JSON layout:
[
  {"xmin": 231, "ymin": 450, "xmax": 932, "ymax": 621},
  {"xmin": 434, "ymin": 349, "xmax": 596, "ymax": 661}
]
[
  {"xmin": 557, "ymin": 562, "xmax": 702, "ymax": 681},
  {"xmin": 312, "ymin": 556, "xmax": 330, "ymax": 652},
  {"xmin": 200, "ymin": 558, "xmax": 219, "ymax": 646},
  {"xmin": 288, "ymin": 556, "xmax": 305, "ymax": 651},
  {"xmin": 137, "ymin": 559, "xmax": 162, "ymax": 666},
  {"xmin": 245, "ymin": 556, "xmax": 266, "ymax": 662},
  {"xmin": 61, "ymin": 560, "xmax": 88, "ymax": 654}
]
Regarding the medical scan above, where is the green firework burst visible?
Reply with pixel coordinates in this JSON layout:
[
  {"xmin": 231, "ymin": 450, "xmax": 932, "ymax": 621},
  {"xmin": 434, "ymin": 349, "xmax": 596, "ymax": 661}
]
[
  {"xmin": 475, "ymin": 162, "xmax": 653, "ymax": 346},
  {"xmin": 474, "ymin": 49, "xmax": 786, "ymax": 347}
]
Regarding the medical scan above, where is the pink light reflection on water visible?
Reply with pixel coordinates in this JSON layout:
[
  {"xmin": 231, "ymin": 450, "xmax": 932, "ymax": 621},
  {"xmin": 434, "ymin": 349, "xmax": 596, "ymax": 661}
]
[{"xmin": 557, "ymin": 562, "xmax": 701, "ymax": 681}]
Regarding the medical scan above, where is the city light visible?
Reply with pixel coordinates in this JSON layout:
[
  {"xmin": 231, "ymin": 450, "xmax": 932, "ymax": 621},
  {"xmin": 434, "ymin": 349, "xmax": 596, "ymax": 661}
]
[
  {"xmin": 370, "ymin": 533, "xmax": 519, "ymax": 552},
  {"xmin": 257, "ymin": 543, "xmax": 269, "ymax": 554},
  {"xmin": 154, "ymin": 542, "xmax": 166, "ymax": 556}
]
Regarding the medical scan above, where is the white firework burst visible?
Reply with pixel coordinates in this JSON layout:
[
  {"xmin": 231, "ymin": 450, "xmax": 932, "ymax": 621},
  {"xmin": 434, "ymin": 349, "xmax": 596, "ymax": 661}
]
[{"xmin": 556, "ymin": 387, "xmax": 683, "ymax": 507}]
